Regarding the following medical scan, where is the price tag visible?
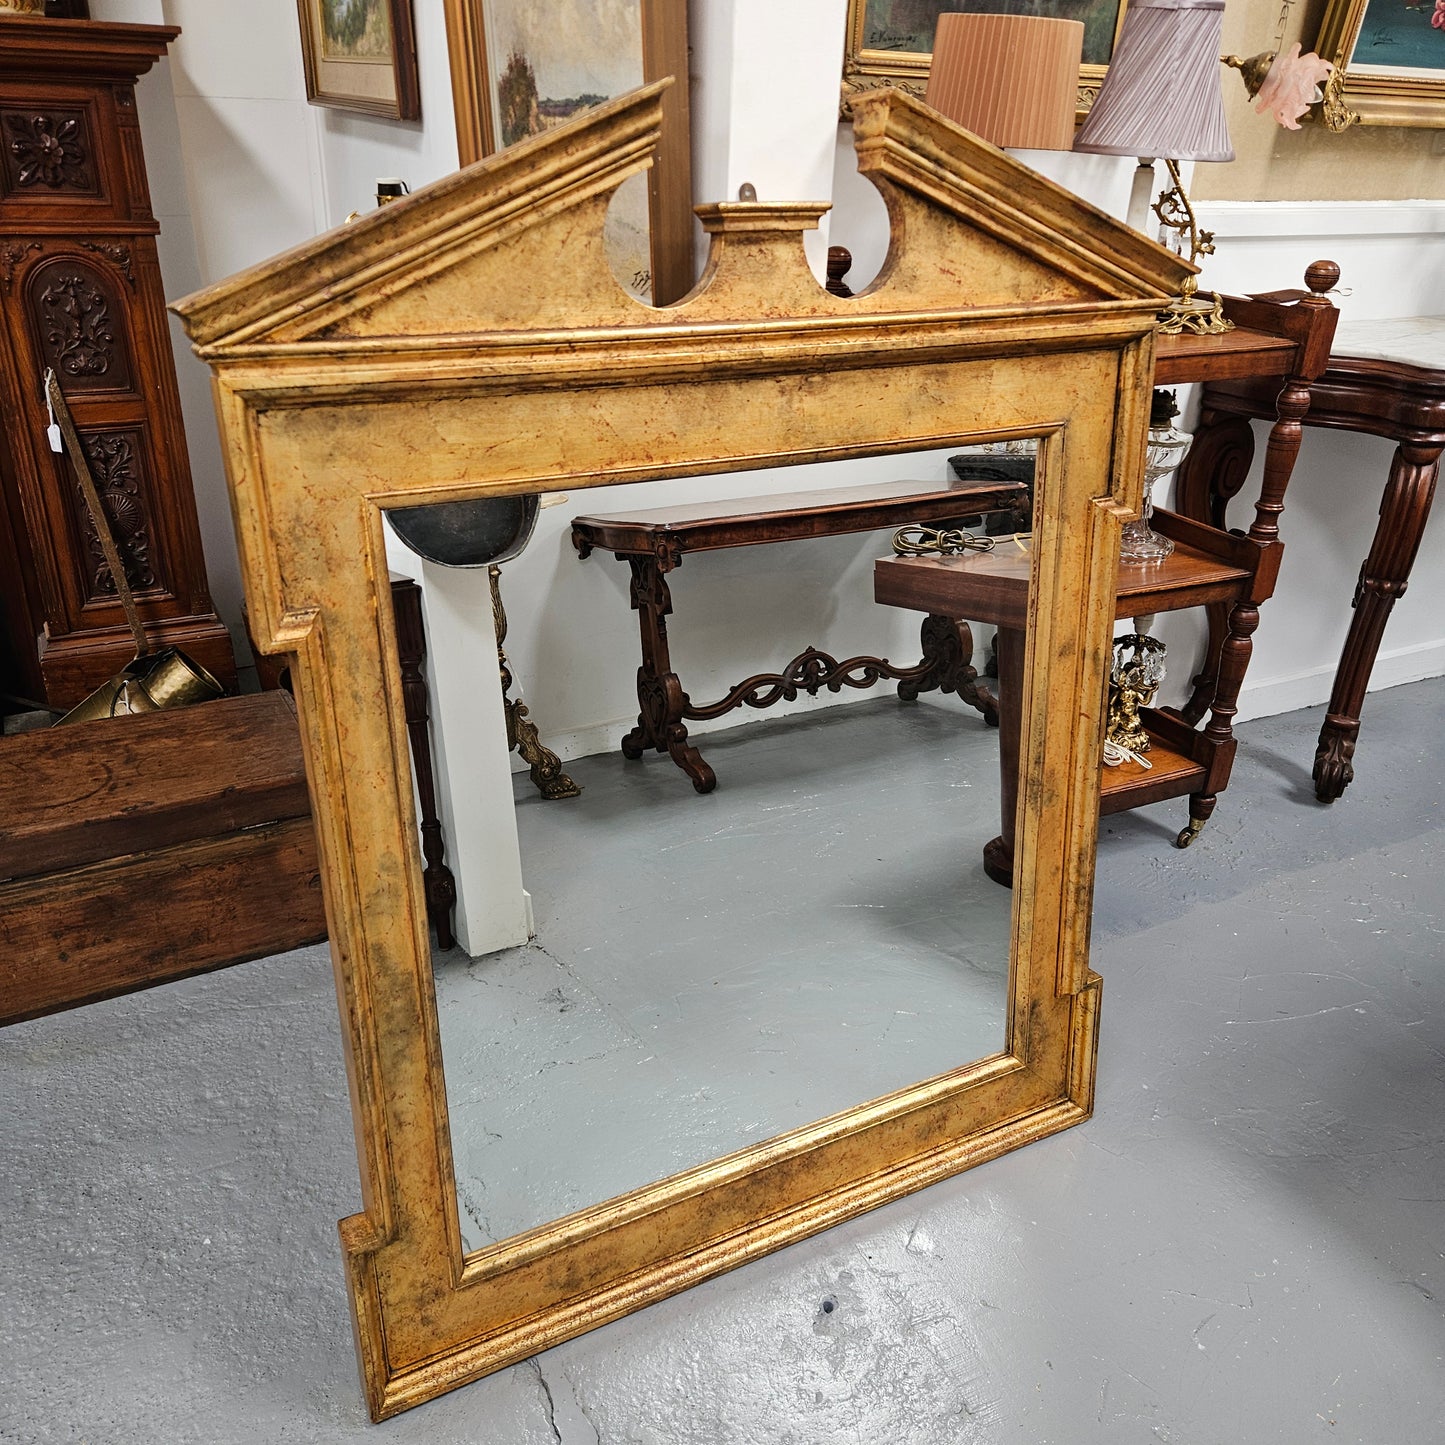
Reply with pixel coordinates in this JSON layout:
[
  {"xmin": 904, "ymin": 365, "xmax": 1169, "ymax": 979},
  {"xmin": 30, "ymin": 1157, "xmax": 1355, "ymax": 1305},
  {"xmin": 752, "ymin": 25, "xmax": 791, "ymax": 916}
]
[{"xmin": 47, "ymin": 421, "xmax": 62, "ymax": 453}]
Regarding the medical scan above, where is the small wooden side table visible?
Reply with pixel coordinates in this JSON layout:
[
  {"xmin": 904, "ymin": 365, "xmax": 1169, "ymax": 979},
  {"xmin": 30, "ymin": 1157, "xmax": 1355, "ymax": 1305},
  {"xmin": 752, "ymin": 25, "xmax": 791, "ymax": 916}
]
[
  {"xmin": 876, "ymin": 513, "xmax": 1256, "ymax": 884},
  {"xmin": 1186, "ymin": 317, "xmax": 1445, "ymax": 801}
]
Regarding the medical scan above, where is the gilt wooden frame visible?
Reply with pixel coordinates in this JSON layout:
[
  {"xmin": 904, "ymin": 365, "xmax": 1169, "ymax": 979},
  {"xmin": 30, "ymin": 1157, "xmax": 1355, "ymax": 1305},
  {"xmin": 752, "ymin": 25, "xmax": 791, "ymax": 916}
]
[
  {"xmin": 841, "ymin": 0, "xmax": 1130, "ymax": 122},
  {"xmin": 173, "ymin": 84, "xmax": 1188, "ymax": 1421},
  {"xmin": 1315, "ymin": 0, "xmax": 1445, "ymax": 128}
]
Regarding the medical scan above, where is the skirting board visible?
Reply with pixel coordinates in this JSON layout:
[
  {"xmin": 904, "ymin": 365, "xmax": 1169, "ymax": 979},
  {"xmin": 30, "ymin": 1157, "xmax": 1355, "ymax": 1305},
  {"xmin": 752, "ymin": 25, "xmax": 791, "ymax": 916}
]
[{"xmin": 1234, "ymin": 638, "xmax": 1445, "ymax": 726}]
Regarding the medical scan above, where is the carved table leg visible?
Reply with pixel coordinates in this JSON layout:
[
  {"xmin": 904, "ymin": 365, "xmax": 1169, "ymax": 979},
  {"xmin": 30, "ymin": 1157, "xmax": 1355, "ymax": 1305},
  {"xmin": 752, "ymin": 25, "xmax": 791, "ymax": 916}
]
[
  {"xmin": 897, "ymin": 614, "xmax": 998, "ymax": 724},
  {"xmin": 390, "ymin": 577, "xmax": 458, "ymax": 950},
  {"xmin": 621, "ymin": 549, "xmax": 715, "ymax": 794},
  {"xmin": 981, "ymin": 626, "xmax": 1025, "ymax": 887},
  {"xmin": 489, "ymin": 566, "xmax": 580, "ymax": 801},
  {"xmin": 1314, "ymin": 441, "xmax": 1441, "ymax": 803}
]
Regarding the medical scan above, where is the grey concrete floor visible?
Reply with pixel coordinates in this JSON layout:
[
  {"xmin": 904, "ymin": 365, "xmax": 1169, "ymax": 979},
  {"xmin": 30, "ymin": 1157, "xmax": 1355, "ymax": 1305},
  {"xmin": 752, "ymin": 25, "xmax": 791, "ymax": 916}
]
[
  {"xmin": 437, "ymin": 697, "xmax": 1012, "ymax": 1251},
  {"xmin": 3, "ymin": 680, "xmax": 1443, "ymax": 1444}
]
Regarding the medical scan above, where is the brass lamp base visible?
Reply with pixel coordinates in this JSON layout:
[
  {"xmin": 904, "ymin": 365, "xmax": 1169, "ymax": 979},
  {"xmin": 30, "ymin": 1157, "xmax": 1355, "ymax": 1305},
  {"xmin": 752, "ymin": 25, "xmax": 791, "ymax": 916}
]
[
  {"xmin": 1156, "ymin": 288, "xmax": 1233, "ymax": 336},
  {"xmin": 1152, "ymin": 160, "xmax": 1234, "ymax": 337}
]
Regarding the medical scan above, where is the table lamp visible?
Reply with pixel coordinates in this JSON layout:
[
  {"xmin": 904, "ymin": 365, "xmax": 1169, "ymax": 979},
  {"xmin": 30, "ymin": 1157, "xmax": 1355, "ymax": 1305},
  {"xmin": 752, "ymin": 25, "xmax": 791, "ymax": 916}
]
[
  {"xmin": 926, "ymin": 12, "xmax": 1085, "ymax": 151},
  {"xmin": 1073, "ymin": 0, "xmax": 1234, "ymax": 335}
]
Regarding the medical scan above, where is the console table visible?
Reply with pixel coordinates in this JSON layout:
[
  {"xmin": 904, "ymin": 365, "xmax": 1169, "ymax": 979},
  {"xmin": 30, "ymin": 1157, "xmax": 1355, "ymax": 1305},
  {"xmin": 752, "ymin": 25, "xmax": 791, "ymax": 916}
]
[
  {"xmin": 1186, "ymin": 317, "xmax": 1444, "ymax": 802},
  {"xmin": 571, "ymin": 475, "xmax": 1028, "ymax": 792}
]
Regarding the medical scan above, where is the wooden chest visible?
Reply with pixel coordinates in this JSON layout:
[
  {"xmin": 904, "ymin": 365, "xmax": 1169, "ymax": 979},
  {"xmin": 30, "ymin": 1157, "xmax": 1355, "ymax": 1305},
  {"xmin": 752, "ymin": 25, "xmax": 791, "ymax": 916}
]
[{"xmin": 0, "ymin": 692, "xmax": 325, "ymax": 1026}]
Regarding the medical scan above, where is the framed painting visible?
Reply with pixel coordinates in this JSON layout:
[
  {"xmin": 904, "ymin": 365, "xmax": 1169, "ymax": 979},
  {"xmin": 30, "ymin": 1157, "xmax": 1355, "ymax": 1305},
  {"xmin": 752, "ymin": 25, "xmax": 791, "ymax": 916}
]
[
  {"xmin": 842, "ymin": 0, "xmax": 1129, "ymax": 120},
  {"xmin": 1315, "ymin": 0, "xmax": 1445, "ymax": 126},
  {"xmin": 297, "ymin": 0, "xmax": 421, "ymax": 121},
  {"xmin": 442, "ymin": 0, "xmax": 694, "ymax": 305}
]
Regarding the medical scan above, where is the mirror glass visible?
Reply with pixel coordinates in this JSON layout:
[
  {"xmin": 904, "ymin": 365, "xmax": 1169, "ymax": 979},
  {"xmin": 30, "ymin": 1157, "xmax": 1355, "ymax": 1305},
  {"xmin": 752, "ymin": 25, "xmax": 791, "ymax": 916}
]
[{"xmin": 391, "ymin": 446, "xmax": 1037, "ymax": 1255}]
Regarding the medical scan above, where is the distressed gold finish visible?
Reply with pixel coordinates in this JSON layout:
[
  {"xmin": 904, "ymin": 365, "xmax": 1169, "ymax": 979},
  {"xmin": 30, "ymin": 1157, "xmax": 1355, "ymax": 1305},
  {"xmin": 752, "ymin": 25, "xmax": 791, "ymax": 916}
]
[{"xmin": 174, "ymin": 84, "xmax": 1190, "ymax": 1420}]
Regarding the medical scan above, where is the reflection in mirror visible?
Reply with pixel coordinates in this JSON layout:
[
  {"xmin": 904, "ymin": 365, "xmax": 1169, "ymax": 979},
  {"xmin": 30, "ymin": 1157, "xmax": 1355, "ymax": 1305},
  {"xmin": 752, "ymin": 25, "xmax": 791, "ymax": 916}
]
[{"xmin": 389, "ymin": 449, "xmax": 1039, "ymax": 1255}]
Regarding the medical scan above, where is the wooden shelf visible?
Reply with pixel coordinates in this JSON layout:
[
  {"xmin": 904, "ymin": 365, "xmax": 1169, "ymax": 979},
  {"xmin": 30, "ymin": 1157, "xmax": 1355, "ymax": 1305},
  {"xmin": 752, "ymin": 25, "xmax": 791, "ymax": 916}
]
[
  {"xmin": 1099, "ymin": 732, "xmax": 1207, "ymax": 815},
  {"xmin": 1154, "ymin": 326, "xmax": 1297, "ymax": 387}
]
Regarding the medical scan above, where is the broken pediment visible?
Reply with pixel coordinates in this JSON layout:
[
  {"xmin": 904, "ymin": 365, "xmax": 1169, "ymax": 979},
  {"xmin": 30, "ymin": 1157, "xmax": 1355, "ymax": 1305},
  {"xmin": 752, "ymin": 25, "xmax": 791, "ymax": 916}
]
[{"xmin": 173, "ymin": 82, "xmax": 1190, "ymax": 358}]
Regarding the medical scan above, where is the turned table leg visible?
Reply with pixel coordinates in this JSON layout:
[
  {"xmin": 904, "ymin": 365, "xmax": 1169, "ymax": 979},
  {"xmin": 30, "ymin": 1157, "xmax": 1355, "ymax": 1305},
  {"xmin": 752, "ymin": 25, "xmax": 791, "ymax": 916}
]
[
  {"xmin": 1314, "ymin": 440, "xmax": 1441, "ymax": 803},
  {"xmin": 981, "ymin": 626, "xmax": 1026, "ymax": 887},
  {"xmin": 390, "ymin": 577, "xmax": 458, "ymax": 950},
  {"xmin": 620, "ymin": 548, "xmax": 716, "ymax": 793}
]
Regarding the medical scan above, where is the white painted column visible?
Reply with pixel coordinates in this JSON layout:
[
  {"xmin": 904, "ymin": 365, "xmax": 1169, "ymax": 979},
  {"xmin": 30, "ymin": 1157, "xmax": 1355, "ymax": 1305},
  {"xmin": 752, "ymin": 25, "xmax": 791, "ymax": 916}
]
[{"xmin": 395, "ymin": 550, "xmax": 533, "ymax": 956}]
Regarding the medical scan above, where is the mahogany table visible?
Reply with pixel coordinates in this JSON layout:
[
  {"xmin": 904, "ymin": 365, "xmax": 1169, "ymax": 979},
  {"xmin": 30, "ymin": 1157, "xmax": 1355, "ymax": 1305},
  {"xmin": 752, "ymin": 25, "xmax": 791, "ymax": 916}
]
[{"xmin": 1186, "ymin": 317, "xmax": 1445, "ymax": 801}]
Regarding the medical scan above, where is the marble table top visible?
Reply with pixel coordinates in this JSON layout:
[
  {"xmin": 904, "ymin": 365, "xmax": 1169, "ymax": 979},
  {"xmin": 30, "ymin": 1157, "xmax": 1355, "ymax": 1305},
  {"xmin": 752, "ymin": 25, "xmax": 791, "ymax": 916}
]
[{"xmin": 1332, "ymin": 316, "xmax": 1445, "ymax": 372}]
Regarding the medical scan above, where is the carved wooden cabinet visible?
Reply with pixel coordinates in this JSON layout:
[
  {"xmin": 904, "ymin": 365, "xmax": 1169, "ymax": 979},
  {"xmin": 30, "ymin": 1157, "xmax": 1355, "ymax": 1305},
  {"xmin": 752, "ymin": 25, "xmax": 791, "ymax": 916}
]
[{"xmin": 0, "ymin": 18, "xmax": 234, "ymax": 708}]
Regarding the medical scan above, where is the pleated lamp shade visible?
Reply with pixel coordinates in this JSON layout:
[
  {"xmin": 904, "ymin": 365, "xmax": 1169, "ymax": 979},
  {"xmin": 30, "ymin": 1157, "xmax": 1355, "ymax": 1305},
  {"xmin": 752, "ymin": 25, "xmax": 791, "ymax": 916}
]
[
  {"xmin": 1073, "ymin": 0, "xmax": 1234, "ymax": 161},
  {"xmin": 926, "ymin": 13, "xmax": 1085, "ymax": 151}
]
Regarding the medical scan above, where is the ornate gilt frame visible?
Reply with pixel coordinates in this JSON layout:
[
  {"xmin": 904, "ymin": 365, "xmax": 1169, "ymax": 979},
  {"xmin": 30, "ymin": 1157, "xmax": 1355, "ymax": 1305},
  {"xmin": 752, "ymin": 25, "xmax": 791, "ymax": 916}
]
[
  {"xmin": 173, "ymin": 85, "xmax": 1187, "ymax": 1420},
  {"xmin": 841, "ymin": 0, "xmax": 1130, "ymax": 121},
  {"xmin": 1314, "ymin": 0, "xmax": 1445, "ymax": 128}
]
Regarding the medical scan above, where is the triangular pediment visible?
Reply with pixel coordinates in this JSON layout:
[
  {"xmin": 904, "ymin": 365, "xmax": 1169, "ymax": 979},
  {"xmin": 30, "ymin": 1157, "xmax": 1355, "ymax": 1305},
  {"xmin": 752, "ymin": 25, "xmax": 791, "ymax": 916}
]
[{"xmin": 174, "ymin": 82, "xmax": 1190, "ymax": 358}]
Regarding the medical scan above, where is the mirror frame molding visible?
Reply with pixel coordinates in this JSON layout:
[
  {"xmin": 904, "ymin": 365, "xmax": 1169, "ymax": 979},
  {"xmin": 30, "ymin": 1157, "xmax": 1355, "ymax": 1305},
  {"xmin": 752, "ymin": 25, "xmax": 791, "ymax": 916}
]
[{"xmin": 173, "ymin": 85, "xmax": 1188, "ymax": 1421}]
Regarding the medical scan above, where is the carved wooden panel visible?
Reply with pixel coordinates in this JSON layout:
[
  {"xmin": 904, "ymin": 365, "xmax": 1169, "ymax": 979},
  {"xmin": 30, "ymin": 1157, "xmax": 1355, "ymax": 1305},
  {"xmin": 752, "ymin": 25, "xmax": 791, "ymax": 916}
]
[
  {"xmin": 27, "ymin": 256, "xmax": 134, "ymax": 391},
  {"xmin": 67, "ymin": 426, "xmax": 162, "ymax": 601},
  {"xmin": 1, "ymin": 108, "xmax": 99, "ymax": 196}
]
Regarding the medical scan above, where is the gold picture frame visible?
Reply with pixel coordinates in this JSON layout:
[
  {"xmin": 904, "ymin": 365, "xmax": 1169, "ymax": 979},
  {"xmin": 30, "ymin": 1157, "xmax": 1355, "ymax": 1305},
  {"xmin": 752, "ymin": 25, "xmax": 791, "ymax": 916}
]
[
  {"xmin": 842, "ymin": 0, "xmax": 1130, "ymax": 120},
  {"xmin": 297, "ymin": 0, "xmax": 421, "ymax": 121},
  {"xmin": 1315, "ymin": 0, "xmax": 1445, "ymax": 128},
  {"xmin": 173, "ymin": 85, "xmax": 1187, "ymax": 1421},
  {"xmin": 442, "ymin": 0, "xmax": 694, "ymax": 306}
]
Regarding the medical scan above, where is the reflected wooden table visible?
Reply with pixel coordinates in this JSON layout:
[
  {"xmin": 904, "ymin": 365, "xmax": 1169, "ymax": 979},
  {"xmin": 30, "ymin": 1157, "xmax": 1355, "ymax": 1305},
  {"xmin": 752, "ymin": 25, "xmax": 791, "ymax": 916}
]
[{"xmin": 570, "ymin": 476, "xmax": 1029, "ymax": 793}]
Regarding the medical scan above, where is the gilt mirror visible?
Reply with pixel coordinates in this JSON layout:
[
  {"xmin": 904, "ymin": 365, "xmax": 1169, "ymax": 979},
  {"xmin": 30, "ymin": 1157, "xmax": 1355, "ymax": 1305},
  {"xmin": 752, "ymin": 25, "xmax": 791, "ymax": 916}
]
[{"xmin": 173, "ymin": 83, "xmax": 1186, "ymax": 1420}]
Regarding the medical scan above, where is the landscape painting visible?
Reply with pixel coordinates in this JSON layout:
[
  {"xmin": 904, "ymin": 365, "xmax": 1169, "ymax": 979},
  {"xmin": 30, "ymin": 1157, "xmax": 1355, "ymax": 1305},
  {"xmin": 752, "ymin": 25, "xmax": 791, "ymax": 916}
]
[
  {"xmin": 297, "ymin": 0, "xmax": 420, "ymax": 118},
  {"xmin": 319, "ymin": 0, "xmax": 394, "ymax": 62},
  {"xmin": 859, "ymin": 0, "xmax": 1125, "ymax": 68},
  {"xmin": 480, "ymin": 0, "xmax": 651, "ymax": 298}
]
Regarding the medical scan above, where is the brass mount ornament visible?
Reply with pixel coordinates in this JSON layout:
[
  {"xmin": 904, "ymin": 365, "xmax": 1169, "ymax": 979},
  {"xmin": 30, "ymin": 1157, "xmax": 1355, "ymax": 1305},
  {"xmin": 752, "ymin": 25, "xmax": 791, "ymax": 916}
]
[{"xmin": 1152, "ymin": 160, "xmax": 1233, "ymax": 338}]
